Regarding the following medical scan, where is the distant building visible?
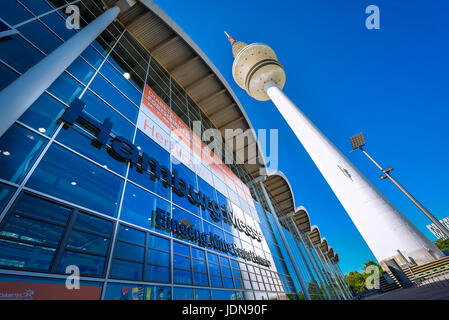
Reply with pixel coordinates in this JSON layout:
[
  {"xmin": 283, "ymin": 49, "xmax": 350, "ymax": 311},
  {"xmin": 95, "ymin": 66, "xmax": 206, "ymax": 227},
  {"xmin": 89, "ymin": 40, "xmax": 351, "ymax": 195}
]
[{"xmin": 427, "ymin": 217, "xmax": 449, "ymax": 240}]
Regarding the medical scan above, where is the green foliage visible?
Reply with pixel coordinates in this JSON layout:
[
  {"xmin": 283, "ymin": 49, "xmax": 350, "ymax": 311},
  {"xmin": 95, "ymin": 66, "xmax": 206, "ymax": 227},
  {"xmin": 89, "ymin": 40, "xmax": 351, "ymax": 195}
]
[
  {"xmin": 434, "ymin": 238, "xmax": 449, "ymax": 251},
  {"xmin": 297, "ymin": 291, "xmax": 306, "ymax": 300},
  {"xmin": 345, "ymin": 271, "xmax": 366, "ymax": 293},
  {"xmin": 345, "ymin": 260, "xmax": 383, "ymax": 293},
  {"xmin": 362, "ymin": 259, "xmax": 383, "ymax": 274}
]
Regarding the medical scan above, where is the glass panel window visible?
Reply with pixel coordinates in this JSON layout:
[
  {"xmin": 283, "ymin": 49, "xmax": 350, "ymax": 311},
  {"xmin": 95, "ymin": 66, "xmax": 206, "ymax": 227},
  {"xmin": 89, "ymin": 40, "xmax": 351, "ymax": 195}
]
[
  {"xmin": 0, "ymin": 0, "xmax": 33, "ymax": 25},
  {"xmin": 81, "ymin": 90, "xmax": 134, "ymax": 140},
  {"xmin": 145, "ymin": 264, "xmax": 169, "ymax": 283},
  {"xmin": 192, "ymin": 247, "xmax": 205, "ymax": 260},
  {"xmin": 90, "ymin": 74, "xmax": 138, "ymax": 123},
  {"xmin": 57, "ymin": 251, "xmax": 105, "ymax": 276},
  {"xmin": 0, "ymin": 214, "xmax": 64, "ymax": 246},
  {"xmin": 66, "ymin": 230, "xmax": 109, "ymax": 255},
  {"xmin": 193, "ymin": 272, "xmax": 208, "ymax": 286},
  {"xmin": 113, "ymin": 241, "xmax": 144, "ymax": 262},
  {"xmin": 173, "ymin": 287, "xmax": 193, "ymax": 300},
  {"xmin": 117, "ymin": 225, "xmax": 145, "ymax": 245},
  {"xmin": 173, "ymin": 268, "xmax": 191, "ymax": 284},
  {"xmin": 0, "ymin": 63, "xmax": 19, "ymax": 91},
  {"xmin": 40, "ymin": 11, "xmax": 76, "ymax": 41},
  {"xmin": 47, "ymin": 72, "xmax": 84, "ymax": 105},
  {"xmin": 110, "ymin": 259, "xmax": 142, "ymax": 280},
  {"xmin": 119, "ymin": 182, "xmax": 170, "ymax": 232},
  {"xmin": 193, "ymin": 259, "xmax": 207, "ymax": 273},
  {"xmin": 0, "ymin": 239, "xmax": 55, "ymax": 270},
  {"xmin": 19, "ymin": 0, "xmax": 53, "ymax": 15},
  {"xmin": 56, "ymin": 124, "xmax": 127, "ymax": 176},
  {"xmin": 147, "ymin": 285, "xmax": 171, "ymax": 300},
  {"xmin": 195, "ymin": 288, "xmax": 211, "ymax": 300},
  {"xmin": 0, "ymin": 35, "xmax": 44, "ymax": 73},
  {"xmin": 72, "ymin": 212, "xmax": 113, "ymax": 237},
  {"xmin": 0, "ymin": 183, "xmax": 16, "ymax": 213},
  {"xmin": 147, "ymin": 233, "xmax": 169, "ymax": 251},
  {"xmin": 209, "ymin": 263, "xmax": 220, "ymax": 276},
  {"xmin": 80, "ymin": 44, "xmax": 105, "ymax": 69},
  {"xmin": 19, "ymin": 93, "xmax": 66, "ymax": 137},
  {"xmin": 210, "ymin": 275, "xmax": 222, "ymax": 287},
  {"xmin": 0, "ymin": 124, "xmax": 48, "ymax": 184},
  {"xmin": 173, "ymin": 254, "xmax": 190, "ymax": 270},
  {"xmin": 147, "ymin": 248, "xmax": 169, "ymax": 266},
  {"xmin": 100, "ymin": 60, "xmax": 143, "ymax": 105},
  {"xmin": 173, "ymin": 241, "xmax": 190, "ymax": 256},
  {"xmin": 171, "ymin": 162, "xmax": 199, "ymax": 215},
  {"xmin": 17, "ymin": 19, "xmax": 62, "ymax": 54},
  {"xmin": 172, "ymin": 206, "xmax": 202, "ymax": 238},
  {"xmin": 221, "ymin": 266, "xmax": 232, "ymax": 278},
  {"xmin": 127, "ymin": 130, "xmax": 170, "ymax": 200},
  {"xmin": 14, "ymin": 193, "xmax": 71, "ymax": 225},
  {"xmin": 103, "ymin": 283, "xmax": 145, "ymax": 300},
  {"xmin": 66, "ymin": 56, "xmax": 96, "ymax": 84},
  {"xmin": 223, "ymin": 277, "xmax": 234, "ymax": 288},
  {"xmin": 26, "ymin": 144, "xmax": 124, "ymax": 217}
]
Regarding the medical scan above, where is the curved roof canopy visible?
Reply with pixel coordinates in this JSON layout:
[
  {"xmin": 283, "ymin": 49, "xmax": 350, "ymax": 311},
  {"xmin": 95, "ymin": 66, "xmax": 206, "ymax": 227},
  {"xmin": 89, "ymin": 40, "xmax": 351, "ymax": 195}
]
[
  {"xmin": 333, "ymin": 253, "xmax": 340, "ymax": 264},
  {"xmin": 309, "ymin": 226, "xmax": 322, "ymax": 246},
  {"xmin": 292, "ymin": 207, "xmax": 312, "ymax": 234},
  {"xmin": 263, "ymin": 171, "xmax": 296, "ymax": 216},
  {"xmin": 105, "ymin": 0, "xmax": 266, "ymax": 178},
  {"xmin": 262, "ymin": 172, "xmax": 340, "ymax": 263},
  {"xmin": 320, "ymin": 238, "xmax": 329, "ymax": 254},
  {"xmin": 327, "ymin": 246, "xmax": 335, "ymax": 259}
]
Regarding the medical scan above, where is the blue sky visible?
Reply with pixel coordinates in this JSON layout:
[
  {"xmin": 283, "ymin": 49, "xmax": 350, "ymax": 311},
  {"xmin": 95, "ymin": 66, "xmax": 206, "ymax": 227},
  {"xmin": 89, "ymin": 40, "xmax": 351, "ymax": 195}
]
[{"xmin": 153, "ymin": 0, "xmax": 449, "ymax": 274}]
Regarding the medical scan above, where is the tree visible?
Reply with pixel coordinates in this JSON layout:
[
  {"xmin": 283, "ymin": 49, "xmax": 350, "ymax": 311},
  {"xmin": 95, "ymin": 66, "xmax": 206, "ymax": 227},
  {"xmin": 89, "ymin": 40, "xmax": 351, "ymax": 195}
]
[
  {"xmin": 345, "ymin": 271, "xmax": 366, "ymax": 293},
  {"xmin": 435, "ymin": 238, "xmax": 449, "ymax": 252},
  {"xmin": 345, "ymin": 260, "xmax": 384, "ymax": 293}
]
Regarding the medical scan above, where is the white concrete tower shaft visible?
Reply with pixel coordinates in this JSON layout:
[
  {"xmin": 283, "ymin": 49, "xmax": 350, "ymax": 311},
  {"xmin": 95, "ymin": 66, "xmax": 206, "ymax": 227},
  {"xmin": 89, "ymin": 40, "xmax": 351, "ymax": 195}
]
[{"xmin": 226, "ymin": 33, "xmax": 443, "ymax": 265}]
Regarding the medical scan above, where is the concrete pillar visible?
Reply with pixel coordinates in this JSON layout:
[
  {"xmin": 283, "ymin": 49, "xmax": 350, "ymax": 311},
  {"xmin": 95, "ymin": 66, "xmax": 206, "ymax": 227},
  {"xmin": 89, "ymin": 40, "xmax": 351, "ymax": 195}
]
[
  {"xmin": 0, "ymin": 6, "xmax": 120, "ymax": 137},
  {"xmin": 263, "ymin": 81, "xmax": 443, "ymax": 265}
]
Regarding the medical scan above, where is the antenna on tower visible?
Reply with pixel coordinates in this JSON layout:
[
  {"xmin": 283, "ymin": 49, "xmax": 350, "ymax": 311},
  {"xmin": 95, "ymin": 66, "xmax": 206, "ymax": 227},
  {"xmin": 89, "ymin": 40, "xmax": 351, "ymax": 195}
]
[{"xmin": 224, "ymin": 31, "xmax": 236, "ymax": 45}]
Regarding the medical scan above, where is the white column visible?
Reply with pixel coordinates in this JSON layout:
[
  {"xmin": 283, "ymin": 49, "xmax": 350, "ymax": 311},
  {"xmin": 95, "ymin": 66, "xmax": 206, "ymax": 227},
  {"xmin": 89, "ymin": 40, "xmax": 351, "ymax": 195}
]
[
  {"xmin": 258, "ymin": 181, "xmax": 311, "ymax": 300},
  {"xmin": 263, "ymin": 81, "xmax": 443, "ymax": 265},
  {"xmin": 0, "ymin": 6, "xmax": 120, "ymax": 137}
]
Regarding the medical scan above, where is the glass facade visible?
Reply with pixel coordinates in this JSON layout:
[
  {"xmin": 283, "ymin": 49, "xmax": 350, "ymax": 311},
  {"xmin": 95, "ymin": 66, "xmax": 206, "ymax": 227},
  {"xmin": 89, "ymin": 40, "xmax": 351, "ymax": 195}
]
[{"xmin": 0, "ymin": 0, "xmax": 349, "ymax": 300}]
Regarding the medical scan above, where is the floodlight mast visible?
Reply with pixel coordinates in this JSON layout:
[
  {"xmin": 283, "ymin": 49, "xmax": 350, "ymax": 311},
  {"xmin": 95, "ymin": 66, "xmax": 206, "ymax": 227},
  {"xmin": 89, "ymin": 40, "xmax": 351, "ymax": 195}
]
[{"xmin": 351, "ymin": 135, "xmax": 449, "ymax": 240}]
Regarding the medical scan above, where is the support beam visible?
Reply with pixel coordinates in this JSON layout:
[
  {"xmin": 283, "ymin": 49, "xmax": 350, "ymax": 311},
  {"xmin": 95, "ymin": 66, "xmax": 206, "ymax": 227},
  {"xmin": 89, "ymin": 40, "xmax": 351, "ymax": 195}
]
[
  {"xmin": 0, "ymin": 6, "xmax": 121, "ymax": 137},
  {"xmin": 150, "ymin": 35, "xmax": 179, "ymax": 54},
  {"xmin": 258, "ymin": 180, "xmax": 311, "ymax": 300}
]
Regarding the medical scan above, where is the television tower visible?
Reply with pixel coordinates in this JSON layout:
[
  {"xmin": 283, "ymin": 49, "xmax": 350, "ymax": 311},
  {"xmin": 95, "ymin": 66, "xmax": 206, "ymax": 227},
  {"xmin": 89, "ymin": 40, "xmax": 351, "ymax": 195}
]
[{"xmin": 225, "ymin": 32, "xmax": 443, "ymax": 265}]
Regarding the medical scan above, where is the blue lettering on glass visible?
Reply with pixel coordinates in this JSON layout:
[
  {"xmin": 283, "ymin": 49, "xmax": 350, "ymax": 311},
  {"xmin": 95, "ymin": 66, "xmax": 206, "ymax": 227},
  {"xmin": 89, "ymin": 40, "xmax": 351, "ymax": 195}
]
[{"xmin": 60, "ymin": 99, "xmax": 265, "ymax": 245}]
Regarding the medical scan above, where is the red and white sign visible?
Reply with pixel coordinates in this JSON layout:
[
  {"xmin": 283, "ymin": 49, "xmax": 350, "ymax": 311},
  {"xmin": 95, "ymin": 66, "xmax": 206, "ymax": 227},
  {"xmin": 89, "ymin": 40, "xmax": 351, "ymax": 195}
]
[{"xmin": 137, "ymin": 85, "xmax": 255, "ymax": 209}]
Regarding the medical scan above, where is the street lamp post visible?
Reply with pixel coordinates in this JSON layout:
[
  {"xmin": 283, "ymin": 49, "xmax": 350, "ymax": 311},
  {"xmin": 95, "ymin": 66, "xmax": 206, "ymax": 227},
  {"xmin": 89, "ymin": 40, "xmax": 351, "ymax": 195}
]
[{"xmin": 350, "ymin": 132, "xmax": 449, "ymax": 240}]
